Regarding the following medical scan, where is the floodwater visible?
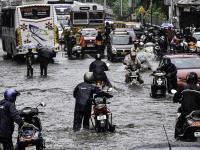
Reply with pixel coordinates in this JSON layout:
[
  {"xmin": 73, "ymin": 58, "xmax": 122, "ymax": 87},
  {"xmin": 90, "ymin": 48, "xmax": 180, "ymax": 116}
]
[{"xmin": 0, "ymin": 41, "xmax": 200, "ymax": 150}]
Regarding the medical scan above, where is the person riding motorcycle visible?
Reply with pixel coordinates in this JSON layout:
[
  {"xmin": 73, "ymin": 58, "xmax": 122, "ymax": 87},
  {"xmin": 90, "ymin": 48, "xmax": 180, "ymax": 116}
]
[
  {"xmin": 173, "ymin": 72, "xmax": 200, "ymax": 138},
  {"xmin": 158, "ymin": 58, "xmax": 177, "ymax": 93},
  {"xmin": 89, "ymin": 54, "xmax": 112, "ymax": 88},
  {"xmin": 0, "ymin": 88, "xmax": 24, "ymax": 149},
  {"xmin": 73, "ymin": 72, "xmax": 100, "ymax": 132},
  {"xmin": 67, "ymin": 31, "xmax": 76, "ymax": 59},
  {"xmin": 170, "ymin": 32, "xmax": 184, "ymax": 52},
  {"xmin": 123, "ymin": 50, "xmax": 144, "ymax": 84}
]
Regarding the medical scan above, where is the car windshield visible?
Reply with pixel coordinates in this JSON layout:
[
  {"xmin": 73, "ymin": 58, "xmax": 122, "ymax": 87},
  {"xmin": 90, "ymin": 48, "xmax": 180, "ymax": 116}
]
[
  {"xmin": 81, "ymin": 29, "xmax": 97, "ymax": 37},
  {"xmin": 112, "ymin": 35, "xmax": 131, "ymax": 45},
  {"xmin": 171, "ymin": 57, "xmax": 200, "ymax": 69},
  {"xmin": 193, "ymin": 33, "xmax": 200, "ymax": 41}
]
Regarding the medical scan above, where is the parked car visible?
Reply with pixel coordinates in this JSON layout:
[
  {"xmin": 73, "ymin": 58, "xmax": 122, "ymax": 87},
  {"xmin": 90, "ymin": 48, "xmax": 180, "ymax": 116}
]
[
  {"xmin": 158, "ymin": 54, "xmax": 200, "ymax": 90},
  {"xmin": 107, "ymin": 34, "xmax": 135, "ymax": 62},
  {"xmin": 80, "ymin": 28, "xmax": 97, "ymax": 52},
  {"xmin": 193, "ymin": 32, "xmax": 200, "ymax": 52}
]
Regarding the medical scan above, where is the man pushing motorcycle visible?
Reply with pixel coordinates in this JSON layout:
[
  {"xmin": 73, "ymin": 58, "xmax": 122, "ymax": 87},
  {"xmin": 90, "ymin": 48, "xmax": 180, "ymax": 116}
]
[
  {"xmin": 73, "ymin": 72, "xmax": 114, "ymax": 132},
  {"xmin": 0, "ymin": 88, "xmax": 24, "ymax": 149}
]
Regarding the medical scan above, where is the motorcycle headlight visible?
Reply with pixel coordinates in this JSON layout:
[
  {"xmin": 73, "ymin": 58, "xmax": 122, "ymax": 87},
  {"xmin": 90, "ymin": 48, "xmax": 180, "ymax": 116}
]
[
  {"xmin": 112, "ymin": 47, "xmax": 117, "ymax": 54},
  {"xmin": 156, "ymin": 78, "xmax": 163, "ymax": 85},
  {"xmin": 73, "ymin": 45, "xmax": 81, "ymax": 51}
]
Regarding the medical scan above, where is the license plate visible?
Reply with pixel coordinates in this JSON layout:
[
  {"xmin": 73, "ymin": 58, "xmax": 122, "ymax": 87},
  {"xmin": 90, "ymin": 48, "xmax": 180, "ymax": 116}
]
[
  {"xmin": 26, "ymin": 145, "xmax": 35, "ymax": 150},
  {"xmin": 194, "ymin": 132, "xmax": 200, "ymax": 137},
  {"xmin": 87, "ymin": 44, "xmax": 94, "ymax": 47},
  {"xmin": 97, "ymin": 115, "xmax": 106, "ymax": 120}
]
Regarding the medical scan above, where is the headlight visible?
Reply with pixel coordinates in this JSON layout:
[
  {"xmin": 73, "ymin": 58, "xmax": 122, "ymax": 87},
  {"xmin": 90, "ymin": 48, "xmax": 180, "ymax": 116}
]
[
  {"xmin": 112, "ymin": 47, "xmax": 117, "ymax": 54},
  {"xmin": 156, "ymin": 78, "xmax": 163, "ymax": 85},
  {"xmin": 73, "ymin": 46, "xmax": 82, "ymax": 51}
]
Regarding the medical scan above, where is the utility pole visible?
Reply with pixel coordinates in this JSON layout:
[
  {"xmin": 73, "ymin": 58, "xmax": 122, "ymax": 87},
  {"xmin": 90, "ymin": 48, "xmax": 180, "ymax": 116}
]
[
  {"xmin": 121, "ymin": 0, "xmax": 122, "ymax": 16},
  {"xmin": 104, "ymin": 0, "xmax": 106, "ymax": 8},
  {"xmin": 150, "ymin": 0, "xmax": 152, "ymax": 26},
  {"xmin": 170, "ymin": 0, "xmax": 174, "ymax": 23}
]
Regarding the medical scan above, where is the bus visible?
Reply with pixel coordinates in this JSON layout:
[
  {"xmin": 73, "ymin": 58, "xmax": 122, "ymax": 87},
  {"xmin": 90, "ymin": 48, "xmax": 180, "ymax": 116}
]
[
  {"xmin": 1, "ymin": 3, "xmax": 59, "ymax": 57},
  {"xmin": 71, "ymin": 2, "xmax": 105, "ymax": 28}
]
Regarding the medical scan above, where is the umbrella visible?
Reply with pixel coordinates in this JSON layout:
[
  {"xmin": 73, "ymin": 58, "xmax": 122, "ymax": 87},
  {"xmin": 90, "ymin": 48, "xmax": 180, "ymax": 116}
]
[
  {"xmin": 160, "ymin": 23, "xmax": 174, "ymax": 29},
  {"xmin": 37, "ymin": 46, "xmax": 55, "ymax": 58}
]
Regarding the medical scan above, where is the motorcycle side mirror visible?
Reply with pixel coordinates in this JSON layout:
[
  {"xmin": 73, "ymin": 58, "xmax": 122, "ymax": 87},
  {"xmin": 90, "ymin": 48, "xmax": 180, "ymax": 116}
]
[
  {"xmin": 171, "ymin": 89, "xmax": 177, "ymax": 94},
  {"xmin": 39, "ymin": 102, "xmax": 46, "ymax": 107},
  {"xmin": 106, "ymin": 63, "xmax": 110, "ymax": 68}
]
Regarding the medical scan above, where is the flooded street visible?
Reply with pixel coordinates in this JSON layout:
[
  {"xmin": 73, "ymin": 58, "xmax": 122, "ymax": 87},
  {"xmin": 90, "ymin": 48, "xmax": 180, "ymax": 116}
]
[{"xmin": 0, "ymin": 41, "xmax": 200, "ymax": 149}]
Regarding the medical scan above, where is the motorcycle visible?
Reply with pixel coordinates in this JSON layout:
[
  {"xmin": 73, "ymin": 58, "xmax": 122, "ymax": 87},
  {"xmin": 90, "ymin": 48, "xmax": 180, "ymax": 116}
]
[
  {"xmin": 91, "ymin": 91, "xmax": 115, "ymax": 132},
  {"xmin": 175, "ymin": 110, "xmax": 200, "ymax": 141},
  {"xmin": 172, "ymin": 89, "xmax": 200, "ymax": 141},
  {"xmin": 71, "ymin": 44, "xmax": 84, "ymax": 59},
  {"xmin": 187, "ymin": 41, "xmax": 197, "ymax": 53},
  {"xmin": 125, "ymin": 68, "xmax": 143, "ymax": 85},
  {"xmin": 17, "ymin": 102, "xmax": 46, "ymax": 150},
  {"xmin": 150, "ymin": 70, "xmax": 167, "ymax": 98}
]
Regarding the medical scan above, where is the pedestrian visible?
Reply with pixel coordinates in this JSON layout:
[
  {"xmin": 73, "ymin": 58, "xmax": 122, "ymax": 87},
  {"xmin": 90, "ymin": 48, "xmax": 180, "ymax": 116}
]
[
  {"xmin": 0, "ymin": 88, "xmax": 24, "ymax": 149},
  {"xmin": 79, "ymin": 33, "xmax": 86, "ymax": 57},
  {"xmin": 62, "ymin": 28, "xmax": 70, "ymax": 51},
  {"xmin": 67, "ymin": 31, "xmax": 76, "ymax": 59},
  {"xmin": 25, "ymin": 48, "xmax": 34, "ymax": 77},
  {"xmin": 95, "ymin": 31, "xmax": 104, "ymax": 57},
  {"xmin": 73, "ymin": 72, "xmax": 100, "ymax": 132},
  {"xmin": 37, "ymin": 46, "xmax": 51, "ymax": 77}
]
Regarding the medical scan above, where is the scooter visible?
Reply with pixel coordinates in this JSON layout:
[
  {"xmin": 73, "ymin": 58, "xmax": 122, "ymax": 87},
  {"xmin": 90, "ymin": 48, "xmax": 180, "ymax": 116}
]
[
  {"xmin": 175, "ymin": 110, "xmax": 200, "ymax": 141},
  {"xmin": 91, "ymin": 92, "xmax": 115, "ymax": 132},
  {"xmin": 17, "ymin": 102, "xmax": 46, "ymax": 150},
  {"xmin": 71, "ymin": 44, "xmax": 84, "ymax": 59},
  {"xmin": 172, "ymin": 89, "xmax": 200, "ymax": 141},
  {"xmin": 150, "ymin": 70, "xmax": 167, "ymax": 98},
  {"xmin": 125, "ymin": 68, "xmax": 143, "ymax": 85}
]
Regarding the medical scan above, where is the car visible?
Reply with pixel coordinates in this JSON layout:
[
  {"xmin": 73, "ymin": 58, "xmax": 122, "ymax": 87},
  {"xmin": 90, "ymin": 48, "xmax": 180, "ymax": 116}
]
[
  {"xmin": 107, "ymin": 34, "xmax": 135, "ymax": 62},
  {"xmin": 80, "ymin": 28, "xmax": 97, "ymax": 52},
  {"xmin": 111, "ymin": 28, "xmax": 136, "ymax": 42},
  {"xmin": 193, "ymin": 32, "xmax": 200, "ymax": 52},
  {"xmin": 158, "ymin": 54, "xmax": 200, "ymax": 90}
]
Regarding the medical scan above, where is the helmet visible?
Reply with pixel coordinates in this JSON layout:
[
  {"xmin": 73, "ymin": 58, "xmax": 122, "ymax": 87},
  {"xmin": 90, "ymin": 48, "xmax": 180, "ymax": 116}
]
[
  {"xmin": 4, "ymin": 88, "xmax": 20, "ymax": 103},
  {"xmin": 84, "ymin": 72, "xmax": 94, "ymax": 83},
  {"xmin": 130, "ymin": 51, "xmax": 137, "ymax": 58},
  {"xmin": 163, "ymin": 58, "xmax": 171, "ymax": 65},
  {"xmin": 186, "ymin": 72, "xmax": 198, "ymax": 84},
  {"xmin": 95, "ymin": 54, "xmax": 101, "ymax": 60}
]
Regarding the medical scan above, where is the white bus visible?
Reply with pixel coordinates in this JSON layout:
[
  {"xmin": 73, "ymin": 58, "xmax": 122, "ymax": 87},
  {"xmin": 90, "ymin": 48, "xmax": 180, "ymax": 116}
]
[
  {"xmin": 1, "ymin": 3, "xmax": 59, "ymax": 57},
  {"xmin": 71, "ymin": 3, "xmax": 105, "ymax": 28}
]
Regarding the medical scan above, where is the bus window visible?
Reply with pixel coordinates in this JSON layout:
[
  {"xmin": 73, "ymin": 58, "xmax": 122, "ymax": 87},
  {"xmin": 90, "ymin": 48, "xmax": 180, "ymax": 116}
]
[
  {"xmin": 20, "ymin": 6, "xmax": 50, "ymax": 19},
  {"xmin": 89, "ymin": 12, "xmax": 103, "ymax": 19},
  {"xmin": 74, "ymin": 12, "xmax": 87, "ymax": 19},
  {"xmin": 55, "ymin": 7, "xmax": 70, "ymax": 15}
]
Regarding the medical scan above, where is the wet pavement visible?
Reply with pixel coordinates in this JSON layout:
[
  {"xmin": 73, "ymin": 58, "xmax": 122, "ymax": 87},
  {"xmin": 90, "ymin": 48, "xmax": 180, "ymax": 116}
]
[{"xmin": 0, "ymin": 41, "xmax": 200, "ymax": 149}]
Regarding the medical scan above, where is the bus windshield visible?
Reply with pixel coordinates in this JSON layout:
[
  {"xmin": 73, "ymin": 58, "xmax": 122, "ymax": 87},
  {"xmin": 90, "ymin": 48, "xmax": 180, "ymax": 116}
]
[
  {"xmin": 74, "ymin": 12, "xmax": 87, "ymax": 19},
  {"xmin": 89, "ymin": 12, "xmax": 103, "ymax": 19},
  {"xmin": 20, "ymin": 6, "xmax": 50, "ymax": 19}
]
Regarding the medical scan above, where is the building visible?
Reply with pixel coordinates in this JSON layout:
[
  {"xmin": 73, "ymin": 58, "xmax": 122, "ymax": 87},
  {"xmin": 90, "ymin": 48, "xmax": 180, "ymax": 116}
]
[{"xmin": 165, "ymin": 0, "xmax": 200, "ymax": 29}]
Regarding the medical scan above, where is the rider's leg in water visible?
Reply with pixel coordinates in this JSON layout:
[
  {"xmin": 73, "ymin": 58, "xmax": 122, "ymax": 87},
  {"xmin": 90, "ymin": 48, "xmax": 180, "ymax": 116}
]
[
  {"xmin": 83, "ymin": 104, "xmax": 91, "ymax": 130},
  {"xmin": 137, "ymin": 73, "xmax": 144, "ymax": 84},
  {"xmin": 73, "ymin": 111, "xmax": 84, "ymax": 132},
  {"xmin": 104, "ymin": 75, "xmax": 112, "ymax": 87}
]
